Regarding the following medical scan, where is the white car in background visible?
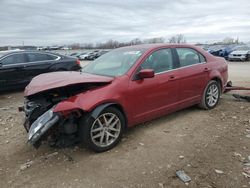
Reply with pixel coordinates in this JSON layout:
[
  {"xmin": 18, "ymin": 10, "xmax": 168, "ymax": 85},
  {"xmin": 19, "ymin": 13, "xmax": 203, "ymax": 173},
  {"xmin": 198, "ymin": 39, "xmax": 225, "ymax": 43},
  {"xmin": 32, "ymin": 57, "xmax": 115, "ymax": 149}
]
[{"xmin": 228, "ymin": 45, "xmax": 250, "ymax": 61}]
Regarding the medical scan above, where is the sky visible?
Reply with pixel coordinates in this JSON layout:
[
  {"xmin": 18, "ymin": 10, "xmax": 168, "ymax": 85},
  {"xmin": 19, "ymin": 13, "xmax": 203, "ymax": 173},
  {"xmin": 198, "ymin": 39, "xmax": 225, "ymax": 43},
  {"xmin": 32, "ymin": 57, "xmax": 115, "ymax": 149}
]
[{"xmin": 0, "ymin": 0, "xmax": 250, "ymax": 46}]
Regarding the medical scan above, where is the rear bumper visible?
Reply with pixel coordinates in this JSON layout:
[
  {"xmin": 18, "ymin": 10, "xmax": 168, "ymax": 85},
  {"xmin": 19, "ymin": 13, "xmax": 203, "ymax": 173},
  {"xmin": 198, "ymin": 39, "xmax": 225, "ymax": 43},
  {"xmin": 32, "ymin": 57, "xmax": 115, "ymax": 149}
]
[{"xmin": 71, "ymin": 64, "xmax": 81, "ymax": 71}]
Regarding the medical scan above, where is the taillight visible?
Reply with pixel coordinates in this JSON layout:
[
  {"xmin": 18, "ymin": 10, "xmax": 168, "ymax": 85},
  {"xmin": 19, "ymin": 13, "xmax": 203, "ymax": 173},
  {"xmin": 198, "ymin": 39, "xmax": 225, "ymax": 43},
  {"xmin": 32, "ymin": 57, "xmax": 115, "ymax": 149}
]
[{"xmin": 76, "ymin": 59, "xmax": 81, "ymax": 65}]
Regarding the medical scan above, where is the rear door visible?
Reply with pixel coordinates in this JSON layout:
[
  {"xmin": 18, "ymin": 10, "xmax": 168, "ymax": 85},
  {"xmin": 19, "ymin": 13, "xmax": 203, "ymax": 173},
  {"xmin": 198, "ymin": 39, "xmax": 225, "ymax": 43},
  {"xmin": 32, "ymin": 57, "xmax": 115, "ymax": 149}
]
[
  {"xmin": 0, "ymin": 53, "xmax": 28, "ymax": 89},
  {"xmin": 24, "ymin": 52, "xmax": 60, "ymax": 80},
  {"xmin": 174, "ymin": 47, "xmax": 209, "ymax": 106}
]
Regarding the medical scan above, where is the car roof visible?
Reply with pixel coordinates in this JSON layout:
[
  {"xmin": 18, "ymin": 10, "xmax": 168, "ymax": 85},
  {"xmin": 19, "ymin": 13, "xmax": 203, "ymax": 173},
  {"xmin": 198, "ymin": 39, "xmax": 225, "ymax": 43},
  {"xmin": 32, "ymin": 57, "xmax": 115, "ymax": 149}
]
[
  {"xmin": 117, "ymin": 43, "xmax": 201, "ymax": 51},
  {"xmin": 0, "ymin": 50, "xmax": 62, "ymax": 57}
]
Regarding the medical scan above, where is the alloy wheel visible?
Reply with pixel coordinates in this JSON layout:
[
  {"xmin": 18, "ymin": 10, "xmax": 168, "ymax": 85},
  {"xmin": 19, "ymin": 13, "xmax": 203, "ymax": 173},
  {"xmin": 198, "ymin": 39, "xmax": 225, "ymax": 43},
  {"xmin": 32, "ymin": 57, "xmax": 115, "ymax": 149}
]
[
  {"xmin": 90, "ymin": 113, "xmax": 121, "ymax": 147},
  {"xmin": 206, "ymin": 84, "xmax": 219, "ymax": 107}
]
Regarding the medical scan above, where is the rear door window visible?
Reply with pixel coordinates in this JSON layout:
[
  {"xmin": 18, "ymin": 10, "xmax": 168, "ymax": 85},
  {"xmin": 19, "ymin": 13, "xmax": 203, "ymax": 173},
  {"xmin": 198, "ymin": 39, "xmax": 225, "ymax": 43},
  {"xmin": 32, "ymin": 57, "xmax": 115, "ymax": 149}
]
[
  {"xmin": 176, "ymin": 48, "xmax": 206, "ymax": 67},
  {"xmin": 0, "ymin": 53, "xmax": 26, "ymax": 65},
  {"xmin": 27, "ymin": 53, "xmax": 58, "ymax": 62}
]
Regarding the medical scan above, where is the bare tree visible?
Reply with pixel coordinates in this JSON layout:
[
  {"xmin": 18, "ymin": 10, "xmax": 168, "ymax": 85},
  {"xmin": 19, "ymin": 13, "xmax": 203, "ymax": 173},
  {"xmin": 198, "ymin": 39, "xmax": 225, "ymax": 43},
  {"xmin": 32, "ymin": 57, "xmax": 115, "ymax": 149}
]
[
  {"xmin": 130, "ymin": 38, "xmax": 142, "ymax": 45},
  {"xmin": 222, "ymin": 37, "xmax": 234, "ymax": 44},
  {"xmin": 168, "ymin": 34, "xmax": 186, "ymax": 43}
]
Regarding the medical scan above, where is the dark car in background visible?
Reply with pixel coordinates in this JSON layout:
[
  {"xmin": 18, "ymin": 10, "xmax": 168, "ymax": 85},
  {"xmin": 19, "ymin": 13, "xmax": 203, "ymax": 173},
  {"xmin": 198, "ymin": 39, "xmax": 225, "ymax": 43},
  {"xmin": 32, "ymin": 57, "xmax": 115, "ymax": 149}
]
[{"xmin": 0, "ymin": 50, "xmax": 81, "ymax": 91}]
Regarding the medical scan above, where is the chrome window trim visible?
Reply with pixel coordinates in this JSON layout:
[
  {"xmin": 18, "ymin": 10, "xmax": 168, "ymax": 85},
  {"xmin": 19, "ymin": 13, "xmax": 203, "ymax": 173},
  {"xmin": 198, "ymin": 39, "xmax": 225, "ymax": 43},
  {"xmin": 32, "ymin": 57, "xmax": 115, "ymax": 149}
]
[
  {"xmin": 0, "ymin": 52, "xmax": 60, "ymax": 67},
  {"xmin": 0, "ymin": 52, "xmax": 26, "ymax": 66},
  {"xmin": 155, "ymin": 47, "xmax": 207, "ymax": 75},
  {"xmin": 26, "ymin": 52, "xmax": 61, "ymax": 62},
  {"xmin": 155, "ymin": 61, "xmax": 207, "ymax": 75}
]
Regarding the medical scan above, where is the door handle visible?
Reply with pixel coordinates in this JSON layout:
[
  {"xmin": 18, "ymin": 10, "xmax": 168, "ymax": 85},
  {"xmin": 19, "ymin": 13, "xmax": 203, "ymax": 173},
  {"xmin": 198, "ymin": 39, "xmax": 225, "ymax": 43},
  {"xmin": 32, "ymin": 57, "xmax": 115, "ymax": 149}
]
[
  {"xmin": 169, "ymin": 75, "xmax": 176, "ymax": 81},
  {"xmin": 204, "ymin": 68, "xmax": 210, "ymax": 72}
]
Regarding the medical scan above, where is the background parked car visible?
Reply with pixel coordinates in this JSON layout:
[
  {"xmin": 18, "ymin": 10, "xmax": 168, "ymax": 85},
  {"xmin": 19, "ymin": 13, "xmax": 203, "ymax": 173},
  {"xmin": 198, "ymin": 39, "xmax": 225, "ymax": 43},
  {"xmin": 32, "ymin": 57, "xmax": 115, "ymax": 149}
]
[
  {"xmin": 95, "ymin": 50, "xmax": 109, "ymax": 59},
  {"xmin": 228, "ymin": 45, "xmax": 250, "ymax": 61},
  {"xmin": 70, "ymin": 52, "xmax": 87, "ymax": 60},
  {"xmin": 207, "ymin": 45, "xmax": 225, "ymax": 57},
  {"xmin": 78, "ymin": 52, "xmax": 93, "ymax": 60},
  {"xmin": 0, "ymin": 50, "xmax": 81, "ymax": 91}
]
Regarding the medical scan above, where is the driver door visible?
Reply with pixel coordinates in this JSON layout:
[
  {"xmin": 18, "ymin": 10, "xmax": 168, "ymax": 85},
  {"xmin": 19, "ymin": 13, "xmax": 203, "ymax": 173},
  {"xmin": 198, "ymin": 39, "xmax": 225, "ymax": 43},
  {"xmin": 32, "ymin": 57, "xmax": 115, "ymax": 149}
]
[
  {"xmin": 0, "ymin": 53, "xmax": 28, "ymax": 90},
  {"xmin": 126, "ymin": 48, "xmax": 179, "ymax": 124}
]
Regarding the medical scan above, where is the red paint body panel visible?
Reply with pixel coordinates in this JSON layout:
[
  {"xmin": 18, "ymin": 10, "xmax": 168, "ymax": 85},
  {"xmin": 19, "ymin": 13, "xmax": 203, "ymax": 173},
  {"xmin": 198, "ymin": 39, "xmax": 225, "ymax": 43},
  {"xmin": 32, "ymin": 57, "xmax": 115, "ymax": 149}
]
[
  {"xmin": 24, "ymin": 71, "xmax": 114, "ymax": 96},
  {"xmin": 26, "ymin": 44, "xmax": 228, "ymax": 128}
]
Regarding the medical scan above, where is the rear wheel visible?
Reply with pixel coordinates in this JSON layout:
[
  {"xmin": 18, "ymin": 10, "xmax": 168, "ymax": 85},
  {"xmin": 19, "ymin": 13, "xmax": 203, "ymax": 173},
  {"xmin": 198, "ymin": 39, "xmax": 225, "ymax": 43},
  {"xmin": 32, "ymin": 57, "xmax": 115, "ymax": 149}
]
[
  {"xmin": 79, "ymin": 107, "xmax": 125, "ymax": 152},
  {"xmin": 199, "ymin": 80, "xmax": 221, "ymax": 110}
]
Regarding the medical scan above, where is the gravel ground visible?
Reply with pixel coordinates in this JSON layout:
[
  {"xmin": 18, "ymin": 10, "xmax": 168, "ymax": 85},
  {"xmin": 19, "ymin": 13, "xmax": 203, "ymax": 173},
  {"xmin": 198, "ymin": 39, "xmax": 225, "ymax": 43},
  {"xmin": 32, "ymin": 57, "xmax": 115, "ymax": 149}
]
[{"xmin": 0, "ymin": 61, "xmax": 250, "ymax": 188}]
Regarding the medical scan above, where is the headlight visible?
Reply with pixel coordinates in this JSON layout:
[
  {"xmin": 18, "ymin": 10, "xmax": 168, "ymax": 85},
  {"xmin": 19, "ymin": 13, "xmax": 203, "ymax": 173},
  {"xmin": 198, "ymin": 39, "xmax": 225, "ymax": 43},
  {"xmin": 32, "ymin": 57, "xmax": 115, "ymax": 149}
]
[{"xmin": 28, "ymin": 107, "xmax": 59, "ymax": 144}]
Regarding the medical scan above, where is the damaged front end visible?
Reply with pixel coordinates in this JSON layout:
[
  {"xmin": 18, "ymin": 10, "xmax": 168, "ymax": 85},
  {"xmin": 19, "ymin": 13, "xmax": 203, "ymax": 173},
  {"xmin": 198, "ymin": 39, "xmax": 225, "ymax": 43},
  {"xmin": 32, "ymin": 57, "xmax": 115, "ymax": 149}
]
[
  {"xmin": 20, "ymin": 71, "xmax": 113, "ymax": 148},
  {"xmin": 21, "ymin": 87, "xmax": 111, "ymax": 149},
  {"xmin": 21, "ymin": 90, "xmax": 83, "ymax": 148}
]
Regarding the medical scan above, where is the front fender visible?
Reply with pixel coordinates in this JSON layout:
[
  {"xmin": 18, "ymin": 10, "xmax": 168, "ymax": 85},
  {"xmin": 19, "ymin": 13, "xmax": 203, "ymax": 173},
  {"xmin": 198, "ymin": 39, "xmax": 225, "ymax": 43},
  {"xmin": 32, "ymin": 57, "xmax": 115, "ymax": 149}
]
[
  {"xmin": 53, "ymin": 98, "xmax": 80, "ymax": 113},
  {"xmin": 53, "ymin": 89, "xmax": 122, "ymax": 116},
  {"xmin": 90, "ymin": 103, "xmax": 115, "ymax": 118}
]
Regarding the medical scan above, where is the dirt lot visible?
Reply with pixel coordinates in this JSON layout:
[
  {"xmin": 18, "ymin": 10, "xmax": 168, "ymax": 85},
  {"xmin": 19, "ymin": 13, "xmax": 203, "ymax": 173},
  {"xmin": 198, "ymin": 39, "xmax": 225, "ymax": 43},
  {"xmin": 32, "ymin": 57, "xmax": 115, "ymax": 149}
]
[{"xmin": 0, "ymin": 61, "xmax": 250, "ymax": 188}]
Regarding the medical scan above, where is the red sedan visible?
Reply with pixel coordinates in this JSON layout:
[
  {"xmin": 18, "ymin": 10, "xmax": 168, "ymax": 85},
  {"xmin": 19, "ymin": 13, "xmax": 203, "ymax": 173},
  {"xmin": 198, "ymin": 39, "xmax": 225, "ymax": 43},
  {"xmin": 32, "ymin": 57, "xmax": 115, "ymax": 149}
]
[{"xmin": 22, "ymin": 44, "xmax": 228, "ymax": 152}]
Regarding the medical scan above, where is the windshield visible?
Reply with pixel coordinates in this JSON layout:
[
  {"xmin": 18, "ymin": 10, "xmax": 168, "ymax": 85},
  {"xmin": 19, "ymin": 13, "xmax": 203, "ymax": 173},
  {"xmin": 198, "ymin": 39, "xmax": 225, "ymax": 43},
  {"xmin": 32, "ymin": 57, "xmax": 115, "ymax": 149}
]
[{"xmin": 82, "ymin": 48, "xmax": 145, "ymax": 77}]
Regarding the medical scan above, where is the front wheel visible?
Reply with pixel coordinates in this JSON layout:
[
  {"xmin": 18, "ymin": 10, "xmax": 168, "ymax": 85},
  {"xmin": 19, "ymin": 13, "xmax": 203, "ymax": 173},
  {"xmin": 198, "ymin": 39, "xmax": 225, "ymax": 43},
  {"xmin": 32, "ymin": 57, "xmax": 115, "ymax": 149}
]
[
  {"xmin": 199, "ymin": 80, "xmax": 221, "ymax": 110},
  {"xmin": 79, "ymin": 107, "xmax": 125, "ymax": 152}
]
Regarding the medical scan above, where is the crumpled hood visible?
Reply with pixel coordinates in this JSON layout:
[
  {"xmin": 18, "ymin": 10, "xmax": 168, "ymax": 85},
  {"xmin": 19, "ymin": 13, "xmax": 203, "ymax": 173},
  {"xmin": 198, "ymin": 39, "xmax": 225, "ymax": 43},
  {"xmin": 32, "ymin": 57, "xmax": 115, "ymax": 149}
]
[
  {"xmin": 24, "ymin": 71, "xmax": 114, "ymax": 96},
  {"xmin": 230, "ymin": 50, "xmax": 250, "ymax": 55}
]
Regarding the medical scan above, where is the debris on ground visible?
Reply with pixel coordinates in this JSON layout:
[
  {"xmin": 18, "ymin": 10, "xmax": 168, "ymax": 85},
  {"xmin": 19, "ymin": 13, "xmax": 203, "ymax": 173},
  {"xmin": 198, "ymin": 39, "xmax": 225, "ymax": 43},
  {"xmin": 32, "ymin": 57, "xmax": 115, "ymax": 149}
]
[
  {"xmin": 176, "ymin": 170, "xmax": 191, "ymax": 183},
  {"xmin": 244, "ymin": 163, "xmax": 250, "ymax": 166},
  {"xmin": 233, "ymin": 152, "xmax": 245, "ymax": 162},
  {"xmin": 242, "ymin": 172, "xmax": 250, "ymax": 178},
  {"xmin": 233, "ymin": 94, "xmax": 250, "ymax": 102},
  {"xmin": 20, "ymin": 161, "xmax": 34, "ymax": 171},
  {"xmin": 246, "ymin": 134, "xmax": 250, "ymax": 138},
  {"xmin": 215, "ymin": 169, "xmax": 224, "ymax": 174},
  {"xmin": 63, "ymin": 153, "xmax": 74, "ymax": 162},
  {"xmin": 43, "ymin": 152, "xmax": 59, "ymax": 160},
  {"xmin": 139, "ymin": 143, "xmax": 144, "ymax": 146},
  {"xmin": 179, "ymin": 155, "xmax": 185, "ymax": 159},
  {"xmin": 243, "ymin": 167, "xmax": 250, "ymax": 177},
  {"xmin": 158, "ymin": 182, "xmax": 164, "ymax": 188}
]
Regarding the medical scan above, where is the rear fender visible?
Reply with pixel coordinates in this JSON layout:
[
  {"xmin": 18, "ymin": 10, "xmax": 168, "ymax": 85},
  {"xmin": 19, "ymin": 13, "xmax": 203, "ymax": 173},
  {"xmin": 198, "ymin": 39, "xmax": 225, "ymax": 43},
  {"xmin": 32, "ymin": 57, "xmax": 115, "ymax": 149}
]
[{"xmin": 209, "ymin": 70, "xmax": 223, "ymax": 85}]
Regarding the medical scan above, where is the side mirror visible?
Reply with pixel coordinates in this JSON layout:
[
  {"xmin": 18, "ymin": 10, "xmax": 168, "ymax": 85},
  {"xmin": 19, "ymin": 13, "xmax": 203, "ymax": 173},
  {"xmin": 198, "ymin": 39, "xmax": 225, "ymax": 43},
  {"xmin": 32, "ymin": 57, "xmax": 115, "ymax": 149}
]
[{"xmin": 138, "ymin": 69, "xmax": 155, "ymax": 79}]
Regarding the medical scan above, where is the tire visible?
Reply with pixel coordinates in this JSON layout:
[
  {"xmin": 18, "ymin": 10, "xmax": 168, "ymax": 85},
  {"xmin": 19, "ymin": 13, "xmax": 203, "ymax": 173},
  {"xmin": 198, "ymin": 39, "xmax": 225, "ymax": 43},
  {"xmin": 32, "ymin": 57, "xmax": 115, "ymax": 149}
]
[
  {"xmin": 247, "ymin": 54, "xmax": 250, "ymax": 61},
  {"xmin": 57, "ymin": 68, "xmax": 67, "ymax": 71},
  {"xmin": 199, "ymin": 80, "xmax": 221, "ymax": 110},
  {"xmin": 79, "ymin": 107, "xmax": 125, "ymax": 152}
]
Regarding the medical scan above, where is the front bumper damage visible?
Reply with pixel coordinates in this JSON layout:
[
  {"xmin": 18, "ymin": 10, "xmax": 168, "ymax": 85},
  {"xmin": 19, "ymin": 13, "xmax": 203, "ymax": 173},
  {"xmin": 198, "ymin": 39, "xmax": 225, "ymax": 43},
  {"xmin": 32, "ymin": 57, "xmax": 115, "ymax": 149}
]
[{"xmin": 28, "ymin": 107, "xmax": 60, "ymax": 148}]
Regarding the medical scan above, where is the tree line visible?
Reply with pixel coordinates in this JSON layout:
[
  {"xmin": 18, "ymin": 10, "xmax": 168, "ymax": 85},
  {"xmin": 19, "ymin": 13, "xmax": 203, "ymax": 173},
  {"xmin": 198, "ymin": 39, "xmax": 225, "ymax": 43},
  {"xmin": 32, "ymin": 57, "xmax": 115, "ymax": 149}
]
[{"xmin": 70, "ymin": 34, "xmax": 187, "ymax": 49}]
